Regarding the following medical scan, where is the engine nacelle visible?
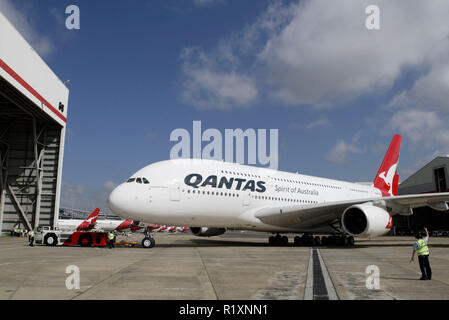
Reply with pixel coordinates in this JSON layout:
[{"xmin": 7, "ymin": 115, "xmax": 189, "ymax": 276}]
[
  {"xmin": 341, "ymin": 203, "xmax": 392, "ymax": 238},
  {"xmin": 190, "ymin": 227, "xmax": 226, "ymax": 237}
]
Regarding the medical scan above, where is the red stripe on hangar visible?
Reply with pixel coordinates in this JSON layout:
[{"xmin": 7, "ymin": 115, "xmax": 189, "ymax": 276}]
[{"xmin": 0, "ymin": 58, "xmax": 66, "ymax": 122}]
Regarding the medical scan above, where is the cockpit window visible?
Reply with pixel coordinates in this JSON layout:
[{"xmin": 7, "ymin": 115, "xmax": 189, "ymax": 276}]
[
  {"xmin": 142, "ymin": 178, "xmax": 149, "ymax": 184},
  {"xmin": 127, "ymin": 178, "xmax": 136, "ymax": 183},
  {"xmin": 136, "ymin": 178, "xmax": 142, "ymax": 184}
]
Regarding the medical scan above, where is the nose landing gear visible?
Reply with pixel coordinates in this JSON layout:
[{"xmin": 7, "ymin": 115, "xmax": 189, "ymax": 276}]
[
  {"xmin": 142, "ymin": 229, "xmax": 156, "ymax": 248},
  {"xmin": 142, "ymin": 236, "xmax": 155, "ymax": 248}
]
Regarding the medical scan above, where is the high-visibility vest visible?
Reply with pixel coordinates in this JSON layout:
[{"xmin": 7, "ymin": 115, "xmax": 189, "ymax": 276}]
[{"xmin": 416, "ymin": 239, "xmax": 429, "ymax": 256}]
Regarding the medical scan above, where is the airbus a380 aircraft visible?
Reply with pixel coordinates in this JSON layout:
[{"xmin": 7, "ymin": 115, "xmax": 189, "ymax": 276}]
[{"xmin": 108, "ymin": 135, "xmax": 449, "ymax": 248}]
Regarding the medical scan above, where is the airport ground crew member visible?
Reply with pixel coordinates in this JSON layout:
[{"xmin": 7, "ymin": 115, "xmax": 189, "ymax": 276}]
[
  {"xmin": 410, "ymin": 227, "xmax": 432, "ymax": 280},
  {"xmin": 108, "ymin": 232, "xmax": 115, "ymax": 249},
  {"xmin": 29, "ymin": 230, "xmax": 35, "ymax": 247}
]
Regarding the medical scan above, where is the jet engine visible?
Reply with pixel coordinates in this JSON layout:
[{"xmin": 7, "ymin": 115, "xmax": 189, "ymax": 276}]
[
  {"xmin": 341, "ymin": 203, "xmax": 392, "ymax": 237},
  {"xmin": 190, "ymin": 227, "xmax": 226, "ymax": 237}
]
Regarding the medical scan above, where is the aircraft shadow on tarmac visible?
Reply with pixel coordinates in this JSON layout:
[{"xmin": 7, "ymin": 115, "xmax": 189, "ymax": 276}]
[
  {"xmin": 152, "ymin": 238, "xmax": 449, "ymax": 249},
  {"xmin": 155, "ymin": 239, "xmax": 269, "ymax": 248}
]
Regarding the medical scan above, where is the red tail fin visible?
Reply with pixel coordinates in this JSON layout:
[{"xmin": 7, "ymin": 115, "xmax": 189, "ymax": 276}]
[
  {"xmin": 76, "ymin": 208, "xmax": 100, "ymax": 231},
  {"xmin": 86, "ymin": 208, "xmax": 100, "ymax": 224},
  {"xmin": 373, "ymin": 135, "xmax": 402, "ymax": 197}
]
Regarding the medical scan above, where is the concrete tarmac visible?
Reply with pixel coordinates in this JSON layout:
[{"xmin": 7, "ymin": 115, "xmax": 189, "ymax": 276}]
[{"xmin": 1, "ymin": 232, "xmax": 449, "ymax": 300}]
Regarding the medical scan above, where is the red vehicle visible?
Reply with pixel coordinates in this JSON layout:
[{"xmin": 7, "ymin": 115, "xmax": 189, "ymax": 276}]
[
  {"xmin": 62, "ymin": 231, "xmax": 108, "ymax": 247},
  {"xmin": 35, "ymin": 227, "xmax": 108, "ymax": 247}
]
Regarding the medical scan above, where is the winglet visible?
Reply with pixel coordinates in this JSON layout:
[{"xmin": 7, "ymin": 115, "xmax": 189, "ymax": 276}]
[{"xmin": 373, "ymin": 135, "xmax": 402, "ymax": 196}]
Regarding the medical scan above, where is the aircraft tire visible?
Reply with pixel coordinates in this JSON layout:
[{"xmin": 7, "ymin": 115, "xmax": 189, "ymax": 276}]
[
  {"xmin": 142, "ymin": 237, "xmax": 155, "ymax": 248},
  {"xmin": 321, "ymin": 236, "xmax": 328, "ymax": 246},
  {"xmin": 301, "ymin": 235, "xmax": 309, "ymax": 246},
  {"xmin": 282, "ymin": 236, "xmax": 288, "ymax": 245},
  {"xmin": 294, "ymin": 236, "xmax": 301, "ymax": 246},
  {"xmin": 307, "ymin": 236, "xmax": 314, "ymax": 246}
]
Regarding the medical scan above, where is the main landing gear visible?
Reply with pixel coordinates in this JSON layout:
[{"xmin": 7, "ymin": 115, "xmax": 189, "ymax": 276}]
[
  {"xmin": 268, "ymin": 234, "xmax": 289, "ymax": 246},
  {"xmin": 268, "ymin": 234, "xmax": 355, "ymax": 247}
]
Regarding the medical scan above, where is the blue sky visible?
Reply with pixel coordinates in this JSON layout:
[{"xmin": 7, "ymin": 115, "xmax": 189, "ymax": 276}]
[{"xmin": 1, "ymin": 0, "xmax": 449, "ymax": 212}]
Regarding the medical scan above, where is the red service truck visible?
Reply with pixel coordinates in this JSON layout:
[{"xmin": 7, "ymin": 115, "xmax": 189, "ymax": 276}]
[{"xmin": 35, "ymin": 226, "xmax": 108, "ymax": 247}]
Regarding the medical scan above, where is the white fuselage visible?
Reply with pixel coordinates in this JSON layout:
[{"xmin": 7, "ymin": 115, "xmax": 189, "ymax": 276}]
[
  {"xmin": 108, "ymin": 159, "xmax": 383, "ymax": 234},
  {"xmin": 57, "ymin": 219, "xmax": 126, "ymax": 232}
]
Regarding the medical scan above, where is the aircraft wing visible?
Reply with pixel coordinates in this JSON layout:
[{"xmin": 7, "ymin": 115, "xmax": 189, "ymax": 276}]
[{"xmin": 254, "ymin": 192, "xmax": 449, "ymax": 229}]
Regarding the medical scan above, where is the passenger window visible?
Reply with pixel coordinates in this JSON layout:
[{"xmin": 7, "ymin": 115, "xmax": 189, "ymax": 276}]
[
  {"xmin": 136, "ymin": 178, "xmax": 142, "ymax": 184},
  {"xmin": 142, "ymin": 178, "xmax": 149, "ymax": 184}
]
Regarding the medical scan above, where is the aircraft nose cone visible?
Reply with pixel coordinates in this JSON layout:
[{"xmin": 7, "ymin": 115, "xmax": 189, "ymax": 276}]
[{"xmin": 107, "ymin": 185, "xmax": 126, "ymax": 215}]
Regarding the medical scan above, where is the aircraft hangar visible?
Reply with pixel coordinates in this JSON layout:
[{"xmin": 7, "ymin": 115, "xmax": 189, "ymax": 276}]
[
  {"xmin": 0, "ymin": 12, "xmax": 68, "ymax": 235},
  {"xmin": 394, "ymin": 156, "xmax": 449, "ymax": 234}
]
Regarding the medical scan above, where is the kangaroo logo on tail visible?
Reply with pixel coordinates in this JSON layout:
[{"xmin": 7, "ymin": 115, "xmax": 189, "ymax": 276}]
[
  {"xmin": 373, "ymin": 135, "xmax": 402, "ymax": 197},
  {"xmin": 378, "ymin": 163, "xmax": 397, "ymax": 196}
]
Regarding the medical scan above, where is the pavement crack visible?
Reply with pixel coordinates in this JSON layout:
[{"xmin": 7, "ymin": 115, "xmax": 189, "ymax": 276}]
[{"xmin": 194, "ymin": 246, "xmax": 219, "ymax": 300}]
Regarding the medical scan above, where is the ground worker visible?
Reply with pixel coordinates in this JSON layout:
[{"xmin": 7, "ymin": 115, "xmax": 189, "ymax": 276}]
[
  {"xmin": 29, "ymin": 229, "xmax": 35, "ymax": 247},
  {"xmin": 108, "ymin": 232, "xmax": 115, "ymax": 249},
  {"xmin": 410, "ymin": 227, "xmax": 432, "ymax": 280}
]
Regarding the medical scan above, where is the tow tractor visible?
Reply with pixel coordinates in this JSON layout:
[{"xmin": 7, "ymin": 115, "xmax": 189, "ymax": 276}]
[{"xmin": 35, "ymin": 226, "xmax": 109, "ymax": 247}]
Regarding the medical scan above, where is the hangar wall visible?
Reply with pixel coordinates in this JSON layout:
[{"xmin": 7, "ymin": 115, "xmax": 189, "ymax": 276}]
[
  {"xmin": 0, "ymin": 12, "xmax": 68, "ymax": 234},
  {"xmin": 394, "ymin": 156, "xmax": 449, "ymax": 234}
]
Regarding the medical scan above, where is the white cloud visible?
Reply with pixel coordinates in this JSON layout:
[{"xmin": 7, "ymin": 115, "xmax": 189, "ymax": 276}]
[
  {"xmin": 258, "ymin": 0, "xmax": 449, "ymax": 106},
  {"xmin": 0, "ymin": 0, "xmax": 54, "ymax": 56},
  {"xmin": 180, "ymin": 47, "xmax": 258, "ymax": 110},
  {"xmin": 388, "ymin": 34, "xmax": 449, "ymax": 108},
  {"xmin": 180, "ymin": 0, "xmax": 449, "ymax": 111},
  {"xmin": 179, "ymin": 1, "xmax": 294, "ymax": 110},
  {"xmin": 306, "ymin": 117, "xmax": 332, "ymax": 129},
  {"xmin": 327, "ymin": 139, "xmax": 365, "ymax": 164},
  {"xmin": 103, "ymin": 181, "xmax": 119, "ymax": 191},
  {"xmin": 389, "ymin": 109, "xmax": 449, "ymax": 150}
]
